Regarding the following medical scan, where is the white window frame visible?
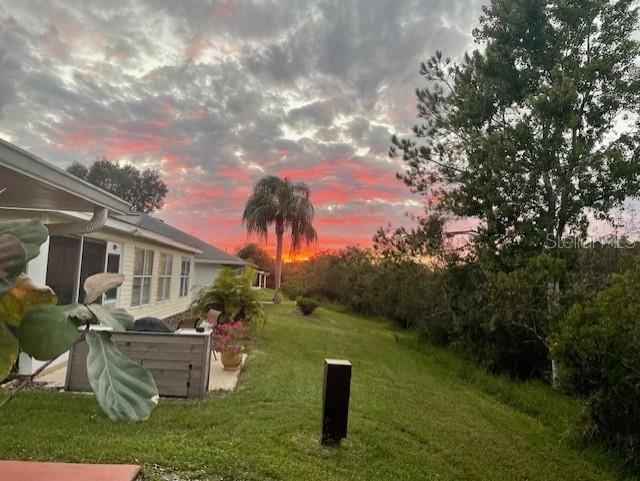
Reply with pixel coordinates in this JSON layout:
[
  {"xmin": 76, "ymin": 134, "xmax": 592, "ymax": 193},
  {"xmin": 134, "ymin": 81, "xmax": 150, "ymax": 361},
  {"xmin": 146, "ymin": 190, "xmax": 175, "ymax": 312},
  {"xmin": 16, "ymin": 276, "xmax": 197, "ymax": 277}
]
[
  {"xmin": 179, "ymin": 257, "xmax": 191, "ymax": 297},
  {"xmin": 102, "ymin": 242, "xmax": 122, "ymax": 307},
  {"xmin": 157, "ymin": 253, "xmax": 173, "ymax": 301},
  {"xmin": 132, "ymin": 247, "xmax": 154, "ymax": 307}
]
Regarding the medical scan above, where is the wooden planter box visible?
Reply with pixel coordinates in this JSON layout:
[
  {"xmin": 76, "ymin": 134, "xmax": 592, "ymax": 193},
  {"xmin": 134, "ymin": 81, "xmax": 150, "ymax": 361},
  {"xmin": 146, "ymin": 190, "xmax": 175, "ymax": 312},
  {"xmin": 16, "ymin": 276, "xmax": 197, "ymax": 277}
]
[{"xmin": 65, "ymin": 329, "xmax": 212, "ymax": 399}]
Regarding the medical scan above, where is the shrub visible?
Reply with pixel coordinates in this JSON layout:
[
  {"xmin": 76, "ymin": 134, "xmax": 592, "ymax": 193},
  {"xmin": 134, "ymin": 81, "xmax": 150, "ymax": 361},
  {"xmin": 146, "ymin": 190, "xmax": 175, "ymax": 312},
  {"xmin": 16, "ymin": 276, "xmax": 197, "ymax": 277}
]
[
  {"xmin": 480, "ymin": 254, "xmax": 566, "ymax": 379},
  {"xmin": 553, "ymin": 264, "xmax": 640, "ymax": 469},
  {"xmin": 296, "ymin": 297, "xmax": 318, "ymax": 315},
  {"xmin": 282, "ymin": 275, "xmax": 305, "ymax": 300},
  {"xmin": 191, "ymin": 267, "xmax": 266, "ymax": 327}
]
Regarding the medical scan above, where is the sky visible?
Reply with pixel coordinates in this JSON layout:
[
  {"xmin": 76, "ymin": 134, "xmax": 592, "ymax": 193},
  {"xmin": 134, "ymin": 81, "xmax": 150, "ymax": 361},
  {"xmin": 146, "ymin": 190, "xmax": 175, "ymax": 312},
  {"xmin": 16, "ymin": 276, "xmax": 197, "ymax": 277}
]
[{"xmin": 0, "ymin": 0, "xmax": 484, "ymax": 260}]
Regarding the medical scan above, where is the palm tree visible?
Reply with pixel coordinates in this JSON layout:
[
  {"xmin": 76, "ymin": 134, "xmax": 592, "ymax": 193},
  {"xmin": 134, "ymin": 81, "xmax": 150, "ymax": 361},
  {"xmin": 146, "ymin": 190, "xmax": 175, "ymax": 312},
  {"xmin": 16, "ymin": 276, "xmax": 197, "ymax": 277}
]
[{"xmin": 242, "ymin": 175, "xmax": 317, "ymax": 302}]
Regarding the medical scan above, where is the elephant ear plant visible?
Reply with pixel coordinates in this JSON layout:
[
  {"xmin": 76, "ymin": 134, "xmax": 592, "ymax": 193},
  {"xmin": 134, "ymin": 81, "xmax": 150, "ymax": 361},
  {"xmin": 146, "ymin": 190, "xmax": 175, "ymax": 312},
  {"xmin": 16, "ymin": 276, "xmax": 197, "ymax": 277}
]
[{"xmin": 0, "ymin": 219, "xmax": 158, "ymax": 421}]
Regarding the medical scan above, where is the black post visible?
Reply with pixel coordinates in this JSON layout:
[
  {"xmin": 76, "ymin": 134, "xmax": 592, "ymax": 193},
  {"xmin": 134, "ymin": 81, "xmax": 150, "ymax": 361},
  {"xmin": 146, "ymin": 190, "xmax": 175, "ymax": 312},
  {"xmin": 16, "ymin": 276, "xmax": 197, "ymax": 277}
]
[{"xmin": 321, "ymin": 359, "xmax": 352, "ymax": 445}]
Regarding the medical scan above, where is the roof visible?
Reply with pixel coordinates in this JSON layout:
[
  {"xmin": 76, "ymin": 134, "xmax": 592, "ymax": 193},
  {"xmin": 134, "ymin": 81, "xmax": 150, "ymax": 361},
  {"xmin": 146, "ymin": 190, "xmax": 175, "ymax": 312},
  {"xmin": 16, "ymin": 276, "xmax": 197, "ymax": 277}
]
[
  {"xmin": 115, "ymin": 213, "xmax": 246, "ymax": 266},
  {"xmin": 0, "ymin": 138, "xmax": 130, "ymax": 214}
]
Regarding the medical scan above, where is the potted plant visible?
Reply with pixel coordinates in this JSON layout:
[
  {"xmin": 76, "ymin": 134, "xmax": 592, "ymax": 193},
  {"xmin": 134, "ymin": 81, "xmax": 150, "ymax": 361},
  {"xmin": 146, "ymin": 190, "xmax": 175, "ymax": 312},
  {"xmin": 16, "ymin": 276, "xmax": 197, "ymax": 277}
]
[{"xmin": 211, "ymin": 321, "xmax": 246, "ymax": 370}]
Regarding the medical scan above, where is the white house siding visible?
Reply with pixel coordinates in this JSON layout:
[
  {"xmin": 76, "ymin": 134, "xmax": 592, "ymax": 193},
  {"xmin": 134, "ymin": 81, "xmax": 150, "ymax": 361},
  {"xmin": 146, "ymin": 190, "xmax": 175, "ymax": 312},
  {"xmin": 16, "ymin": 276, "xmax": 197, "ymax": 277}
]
[
  {"xmin": 193, "ymin": 263, "xmax": 221, "ymax": 293},
  {"xmin": 85, "ymin": 230, "xmax": 195, "ymax": 320},
  {"xmin": 0, "ymin": 212, "xmax": 196, "ymax": 319}
]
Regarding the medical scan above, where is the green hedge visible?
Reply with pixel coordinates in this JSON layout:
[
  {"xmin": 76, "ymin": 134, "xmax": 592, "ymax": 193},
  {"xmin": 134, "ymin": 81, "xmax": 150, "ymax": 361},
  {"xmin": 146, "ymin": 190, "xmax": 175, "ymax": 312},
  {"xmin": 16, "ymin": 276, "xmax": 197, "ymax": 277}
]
[{"xmin": 553, "ymin": 265, "xmax": 640, "ymax": 469}]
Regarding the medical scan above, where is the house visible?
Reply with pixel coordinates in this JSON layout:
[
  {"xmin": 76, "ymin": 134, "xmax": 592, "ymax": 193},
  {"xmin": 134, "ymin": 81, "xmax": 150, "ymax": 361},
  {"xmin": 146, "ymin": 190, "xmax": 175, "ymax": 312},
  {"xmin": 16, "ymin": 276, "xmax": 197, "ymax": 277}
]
[
  {"xmin": 0, "ymin": 138, "xmax": 246, "ymax": 374},
  {"xmin": 113, "ymin": 212, "xmax": 247, "ymax": 292}
]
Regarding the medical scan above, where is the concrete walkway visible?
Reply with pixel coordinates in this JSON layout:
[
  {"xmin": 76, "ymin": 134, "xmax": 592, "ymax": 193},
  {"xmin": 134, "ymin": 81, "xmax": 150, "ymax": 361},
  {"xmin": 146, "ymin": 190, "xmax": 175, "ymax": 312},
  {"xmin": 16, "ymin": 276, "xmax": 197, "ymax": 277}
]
[
  {"xmin": 33, "ymin": 362, "xmax": 67, "ymax": 388},
  {"xmin": 35, "ymin": 352, "xmax": 247, "ymax": 393},
  {"xmin": 208, "ymin": 352, "xmax": 247, "ymax": 391}
]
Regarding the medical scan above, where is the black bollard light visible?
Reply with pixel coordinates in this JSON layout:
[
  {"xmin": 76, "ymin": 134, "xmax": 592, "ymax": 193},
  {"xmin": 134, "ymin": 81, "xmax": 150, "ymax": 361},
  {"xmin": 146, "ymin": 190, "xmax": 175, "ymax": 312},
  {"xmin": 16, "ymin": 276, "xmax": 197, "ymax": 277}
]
[{"xmin": 321, "ymin": 358, "xmax": 352, "ymax": 445}]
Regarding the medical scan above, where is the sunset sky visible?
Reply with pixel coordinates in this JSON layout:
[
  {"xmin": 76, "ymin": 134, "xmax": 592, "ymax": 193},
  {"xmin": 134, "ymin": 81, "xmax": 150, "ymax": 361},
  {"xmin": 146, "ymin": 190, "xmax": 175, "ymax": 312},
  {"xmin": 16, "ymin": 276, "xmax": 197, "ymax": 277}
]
[{"xmin": 0, "ymin": 0, "xmax": 484, "ymax": 259}]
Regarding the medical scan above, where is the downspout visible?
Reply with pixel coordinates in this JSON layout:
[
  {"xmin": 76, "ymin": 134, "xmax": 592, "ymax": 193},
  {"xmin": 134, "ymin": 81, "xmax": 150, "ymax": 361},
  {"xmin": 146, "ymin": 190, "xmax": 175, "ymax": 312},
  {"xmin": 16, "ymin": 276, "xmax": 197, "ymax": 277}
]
[{"xmin": 46, "ymin": 206, "xmax": 109, "ymax": 236}]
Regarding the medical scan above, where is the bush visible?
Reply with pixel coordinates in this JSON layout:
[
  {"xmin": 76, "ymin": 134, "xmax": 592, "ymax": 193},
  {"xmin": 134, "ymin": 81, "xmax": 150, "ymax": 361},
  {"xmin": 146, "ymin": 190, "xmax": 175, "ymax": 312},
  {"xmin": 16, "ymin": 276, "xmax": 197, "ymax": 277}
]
[
  {"xmin": 191, "ymin": 267, "xmax": 265, "ymax": 327},
  {"xmin": 296, "ymin": 297, "xmax": 318, "ymax": 315},
  {"xmin": 553, "ymin": 264, "xmax": 640, "ymax": 469},
  {"xmin": 479, "ymin": 254, "xmax": 566, "ymax": 379}
]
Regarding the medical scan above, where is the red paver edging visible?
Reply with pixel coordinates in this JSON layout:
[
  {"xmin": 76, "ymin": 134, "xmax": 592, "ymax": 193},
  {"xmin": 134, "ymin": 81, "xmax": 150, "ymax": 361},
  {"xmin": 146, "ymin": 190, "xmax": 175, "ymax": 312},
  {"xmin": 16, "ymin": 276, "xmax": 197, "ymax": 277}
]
[{"xmin": 0, "ymin": 460, "xmax": 140, "ymax": 481}]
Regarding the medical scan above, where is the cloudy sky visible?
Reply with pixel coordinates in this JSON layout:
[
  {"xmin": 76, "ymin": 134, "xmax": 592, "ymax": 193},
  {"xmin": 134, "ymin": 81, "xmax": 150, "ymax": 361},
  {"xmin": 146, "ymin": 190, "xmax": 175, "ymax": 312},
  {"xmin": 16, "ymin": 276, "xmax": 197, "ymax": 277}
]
[{"xmin": 0, "ymin": 0, "xmax": 483, "ymax": 259}]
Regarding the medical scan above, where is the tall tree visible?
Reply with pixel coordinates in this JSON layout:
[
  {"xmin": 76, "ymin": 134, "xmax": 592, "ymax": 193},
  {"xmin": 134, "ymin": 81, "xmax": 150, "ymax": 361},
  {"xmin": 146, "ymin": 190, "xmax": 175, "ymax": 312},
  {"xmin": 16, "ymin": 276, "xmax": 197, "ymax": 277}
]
[
  {"xmin": 236, "ymin": 243, "xmax": 275, "ymax": 276},
  {"xmin": 242, "ymin": 176, "xmax": 317, "ymax": 302},
  {"xmin": 67, "ymin": 159, "xmax": 168, "ymax": 213},
  {"xmin": 391, "ymin": 0, "xmax": 640, "ymax": 267}
]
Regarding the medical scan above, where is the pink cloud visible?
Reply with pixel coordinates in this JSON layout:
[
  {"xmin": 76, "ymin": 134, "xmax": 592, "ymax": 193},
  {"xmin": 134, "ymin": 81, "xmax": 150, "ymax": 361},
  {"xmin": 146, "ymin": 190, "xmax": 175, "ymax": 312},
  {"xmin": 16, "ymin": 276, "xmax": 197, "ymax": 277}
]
[
  {"xmin": 213, "ymin": 1, "xmax": 235, "ymax": 17},
  {"xmin": 184, "ymin": 35, "xmax": 213, "ymax": 61}
]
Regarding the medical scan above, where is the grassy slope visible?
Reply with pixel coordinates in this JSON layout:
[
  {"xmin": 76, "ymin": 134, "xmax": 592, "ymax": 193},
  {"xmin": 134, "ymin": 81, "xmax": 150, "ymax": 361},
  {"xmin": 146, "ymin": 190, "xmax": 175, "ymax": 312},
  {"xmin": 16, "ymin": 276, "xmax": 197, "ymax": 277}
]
[{"xmin": 0, "ymin": 300, "xmax": 635, "ymax": 481}]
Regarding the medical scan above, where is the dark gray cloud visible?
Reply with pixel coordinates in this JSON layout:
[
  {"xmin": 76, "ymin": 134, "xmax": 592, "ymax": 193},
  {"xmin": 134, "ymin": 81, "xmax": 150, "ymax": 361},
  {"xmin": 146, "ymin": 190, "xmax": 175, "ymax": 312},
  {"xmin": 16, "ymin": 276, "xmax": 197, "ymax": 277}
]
[{"xmin": 0, "ymin": 0, "xmax": 483, "ymax": 253}]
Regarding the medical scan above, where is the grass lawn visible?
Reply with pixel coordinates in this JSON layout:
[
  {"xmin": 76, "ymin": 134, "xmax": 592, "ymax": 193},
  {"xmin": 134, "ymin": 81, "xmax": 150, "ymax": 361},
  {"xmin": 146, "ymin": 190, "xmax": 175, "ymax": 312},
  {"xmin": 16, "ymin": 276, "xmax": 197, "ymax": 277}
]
[{"xmin": 0, "ymin": 299, "xmax": 636, "ymax": 481}]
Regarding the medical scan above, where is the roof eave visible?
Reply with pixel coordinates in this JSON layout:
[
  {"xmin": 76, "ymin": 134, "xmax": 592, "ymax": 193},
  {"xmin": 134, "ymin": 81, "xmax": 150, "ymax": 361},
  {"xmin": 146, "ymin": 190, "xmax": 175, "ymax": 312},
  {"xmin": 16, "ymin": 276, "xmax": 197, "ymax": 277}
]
[
  {"xmin": 194, "ymin": 258, "xmax": 247, "ymax": 266},
  {"xmin": 0, "ymin": 138, "xmax": 130, "ymax": 214}
]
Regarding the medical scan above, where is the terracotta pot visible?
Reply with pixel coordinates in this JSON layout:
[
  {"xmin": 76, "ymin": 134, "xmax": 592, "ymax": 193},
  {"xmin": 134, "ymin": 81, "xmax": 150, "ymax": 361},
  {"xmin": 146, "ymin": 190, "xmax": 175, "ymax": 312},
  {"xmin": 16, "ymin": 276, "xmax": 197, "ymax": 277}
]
[{"xmin": 220, "ymin": 351, "xmax": 243, "ymax": 370}]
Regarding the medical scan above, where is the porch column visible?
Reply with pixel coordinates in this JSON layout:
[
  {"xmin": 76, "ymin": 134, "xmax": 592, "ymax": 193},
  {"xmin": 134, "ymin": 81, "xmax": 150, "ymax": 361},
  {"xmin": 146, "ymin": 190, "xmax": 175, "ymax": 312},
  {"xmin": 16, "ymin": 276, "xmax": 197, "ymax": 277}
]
[{"xmin": 72, "ymin": 235, "xmax": 84, "ymax": 303}]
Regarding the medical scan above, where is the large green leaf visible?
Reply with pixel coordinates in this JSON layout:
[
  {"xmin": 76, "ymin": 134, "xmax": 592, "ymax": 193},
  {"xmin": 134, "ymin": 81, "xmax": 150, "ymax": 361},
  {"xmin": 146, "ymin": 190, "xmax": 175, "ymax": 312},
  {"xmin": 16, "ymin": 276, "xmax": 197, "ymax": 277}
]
[
  {"xmin": 85, "ymin": 330, "xmax": 159, "ymax": 421},
  {"xmin": 83, "ymin": 273, "xmax": 124, "ymax": 304},
  {"xmin": 0, "ymin": 234, "xmax": 26, "ymax": 295},
  {"xmin": 0, "ymin": 219, "xmax": 48, "ymax": 262},
  {"xmin": 87, "ymin": 304, "xmax": 134, "ymax": 331},
  {"xmin": 17, "ymin": 304, "xmax": 92, "ymax": 360},
  {"xmin": 0, "ymin": 321, "xmax": 18, "ymax": 380},
  {"xmin": 0, "ymin": 275, "xmax": 57, "ymax": 327}
]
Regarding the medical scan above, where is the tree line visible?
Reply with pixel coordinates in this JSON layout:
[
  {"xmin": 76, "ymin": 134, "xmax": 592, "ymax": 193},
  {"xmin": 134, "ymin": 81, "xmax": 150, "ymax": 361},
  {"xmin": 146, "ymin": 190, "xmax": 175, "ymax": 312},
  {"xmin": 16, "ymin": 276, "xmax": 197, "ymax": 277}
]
[{"xmin": 289, "ymin": 0, "xmax": 640, "ymax": 471}]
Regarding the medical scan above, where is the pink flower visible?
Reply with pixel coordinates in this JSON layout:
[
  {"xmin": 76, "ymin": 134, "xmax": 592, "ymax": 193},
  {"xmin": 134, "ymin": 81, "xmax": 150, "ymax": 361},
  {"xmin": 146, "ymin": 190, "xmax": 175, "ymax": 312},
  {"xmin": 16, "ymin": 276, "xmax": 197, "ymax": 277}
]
[{"xmin": 211, "ymin": 320, "xmax": 247, "ymax": 352}]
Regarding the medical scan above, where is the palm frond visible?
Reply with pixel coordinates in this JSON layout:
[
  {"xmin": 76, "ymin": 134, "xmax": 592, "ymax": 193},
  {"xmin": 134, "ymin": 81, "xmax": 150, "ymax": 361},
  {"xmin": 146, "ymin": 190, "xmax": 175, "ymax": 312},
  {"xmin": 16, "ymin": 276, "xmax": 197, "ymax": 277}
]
[{"xmin": 242, "ymin": 175, "xmax": 317, "ymax": 251}]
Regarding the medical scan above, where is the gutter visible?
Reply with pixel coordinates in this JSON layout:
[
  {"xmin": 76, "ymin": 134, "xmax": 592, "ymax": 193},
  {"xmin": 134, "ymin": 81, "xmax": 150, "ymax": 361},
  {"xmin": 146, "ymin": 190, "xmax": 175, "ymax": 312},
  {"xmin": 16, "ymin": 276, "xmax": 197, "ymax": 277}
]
[
  {"xmin": 51, "ymin": 210, "xmax": 203, "ymax": 254},
  {"xmin": 194, "ymin": 258, "xmax": 248, "ymax": 266}
]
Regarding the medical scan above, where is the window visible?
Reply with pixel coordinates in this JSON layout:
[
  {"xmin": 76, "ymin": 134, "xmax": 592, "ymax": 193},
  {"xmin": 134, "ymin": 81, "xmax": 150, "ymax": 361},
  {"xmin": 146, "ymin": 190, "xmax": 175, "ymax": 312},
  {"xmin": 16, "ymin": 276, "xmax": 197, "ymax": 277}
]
[
  {"xmin": 103, "ymin": 250, "xmax": 121, "ymax": 304},
  {"xmin": 180, "ymin": 257, "xmax": 191, "ymax": 297},
  {"xmin": 132, "ymin": 248, "xmax": 154, "ymax": 306},
  {"xmin": 157, "ymin": 253, "xmax": 173, "ymax": 301}
]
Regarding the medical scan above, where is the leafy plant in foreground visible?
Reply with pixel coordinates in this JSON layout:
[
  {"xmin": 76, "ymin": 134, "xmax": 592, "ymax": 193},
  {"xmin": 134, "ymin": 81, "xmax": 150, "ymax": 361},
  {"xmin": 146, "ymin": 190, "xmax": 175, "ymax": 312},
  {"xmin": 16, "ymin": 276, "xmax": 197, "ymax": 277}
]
[{"xmin": 0, "ymin": 219, "xmax": 158, "ymax": 421}]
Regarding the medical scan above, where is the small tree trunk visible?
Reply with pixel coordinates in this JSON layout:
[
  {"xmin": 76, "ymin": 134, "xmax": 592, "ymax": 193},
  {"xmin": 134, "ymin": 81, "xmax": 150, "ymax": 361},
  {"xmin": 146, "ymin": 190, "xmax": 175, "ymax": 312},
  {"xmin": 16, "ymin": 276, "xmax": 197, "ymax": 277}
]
[
  {"xmin": 273, "ymin": 219, "xmax": 284, "ymax": 303},
  {"xmin": 548, "ymin": 280, "xmax": 560, "ymax": 388}
]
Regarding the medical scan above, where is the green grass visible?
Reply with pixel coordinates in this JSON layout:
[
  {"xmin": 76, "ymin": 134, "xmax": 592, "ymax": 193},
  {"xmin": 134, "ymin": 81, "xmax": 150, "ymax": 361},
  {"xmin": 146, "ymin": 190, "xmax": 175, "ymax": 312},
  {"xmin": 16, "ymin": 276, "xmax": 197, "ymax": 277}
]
[{"xmin": 0, "ymin": 300, "xmax": 635, "ymax": 481}]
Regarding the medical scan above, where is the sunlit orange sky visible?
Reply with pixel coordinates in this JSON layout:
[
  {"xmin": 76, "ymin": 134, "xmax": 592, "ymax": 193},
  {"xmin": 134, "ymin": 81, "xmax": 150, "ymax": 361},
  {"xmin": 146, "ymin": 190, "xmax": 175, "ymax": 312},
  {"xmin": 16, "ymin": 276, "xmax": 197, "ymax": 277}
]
[{"xmin": 0, "ymin": 1, "xmax": 484, "ymax": 259}]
